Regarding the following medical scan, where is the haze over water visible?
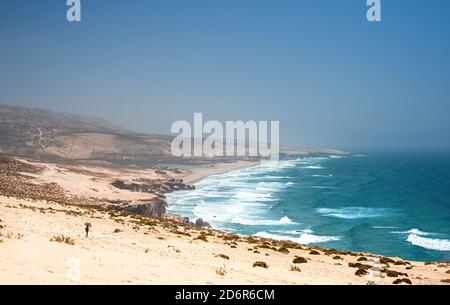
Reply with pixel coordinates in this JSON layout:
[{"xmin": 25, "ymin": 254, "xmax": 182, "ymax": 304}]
[{"xmin": 167, "ymin": 153, "xmax": 450, "ymax": 262}]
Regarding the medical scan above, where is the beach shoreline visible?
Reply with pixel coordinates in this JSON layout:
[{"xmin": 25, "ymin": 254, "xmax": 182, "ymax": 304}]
[
  {"xmin": 0, "ymin": 155, "xmax": 449, "ymax": 284},
  {"xmin": 179, "ymin": 160, "xmax": 260, "ymax": 185},
  {"xmin": 168, "ymin": 156, "xmax": 450, "ymax": 264}
]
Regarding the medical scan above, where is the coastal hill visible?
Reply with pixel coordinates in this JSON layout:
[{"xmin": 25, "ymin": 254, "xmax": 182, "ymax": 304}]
[
  {"xmin": 0, "ymin": 105, "xmax": 173, "ymax": 164},
  {"xmin": 0, "ymin": 105, "xmax": 346, "ymax": 166}
]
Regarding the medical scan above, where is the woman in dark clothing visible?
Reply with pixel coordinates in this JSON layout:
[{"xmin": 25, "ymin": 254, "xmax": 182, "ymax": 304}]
[{"xmin": 85, "ymin": 222, "xmax": 91, "ymax": 237}]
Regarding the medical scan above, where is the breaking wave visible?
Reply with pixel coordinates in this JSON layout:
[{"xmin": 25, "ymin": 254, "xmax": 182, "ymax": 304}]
[
  {"xmin": 255, "ymin": 231, "xmax": 340, "ymax": 245},
  {"xmin": 316, "ymin": 207, "xmax": 390, "ymax": 219}
]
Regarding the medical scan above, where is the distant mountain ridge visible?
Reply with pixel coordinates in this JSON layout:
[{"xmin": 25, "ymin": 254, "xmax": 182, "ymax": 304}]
[
  {"xmin": 0, "ymin": 104, "xmax": 128, "ymax": 133},
  {"xmin": 0, "ymin": 104, "xmax": 347, "ymax": 165}
]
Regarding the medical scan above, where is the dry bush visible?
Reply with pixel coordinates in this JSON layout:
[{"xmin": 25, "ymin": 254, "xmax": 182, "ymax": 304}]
[
  {"xmin": 290, "ymin": 265, "xmax": 301, "ymax": 272},
  {"xmin": 215, "ymin": 254, "xmax": 229, "ymax": 260},
  {"xmin": 246, "ymin": 237, "xmax": 259, "ymax": 244},
  {"xmin": 170, "ymin": 229, "xmax": 191, "ymax": 237},
  {"xmin": 253, "ymin": 261, "xmax": 268, "ymax": 268},
  {"xmin": 194, "ymin": 234, "xmax": 208, "ymax": 242},
  {"xmin": 222, "ymin": 234, "xmax": 240, "ymax": 241},
  {"xmin": 278, "ymin": 247, "xmax": 289, "ymax": 254},
  {"xmin": 50, "ymin": 234, "xmax": 75, "ymax": 245},
  {"xmin": 216, "ymin": 266, "xmax": 227, "ymax": 276},
  {"xmin": 355, "ymin": 269, "xmax": 368, "ymax": 276},
  {"xmin": 357, "ymin": 257, "xmax": 368, "ymax": 262},
  {"xmin": 348, "ymin": 262, "xmax": 372, "ymax": 270},
  {"xmin": 386, "ymin": 270, "xmax": 408, "ymax": 278},
  {"xmin": 380, "ymin": 257, "xmax": 395, "ymax": 265},
  {"xmin": 393, "ymin": 278, "xmax": 412, "ymax": 285},
  {"xmin": 293, "ymin": 256, "xmax": 308, "ymax": 264}
]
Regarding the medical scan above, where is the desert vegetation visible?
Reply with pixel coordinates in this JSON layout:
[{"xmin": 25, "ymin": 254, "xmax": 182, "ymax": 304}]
[
  {"xmin": 253, "ymin": 261, "xmax": 268, "ymax": 268},
  {"xmin": 50, "ymin": 234, "xmax": 75, "ymax": 245}
]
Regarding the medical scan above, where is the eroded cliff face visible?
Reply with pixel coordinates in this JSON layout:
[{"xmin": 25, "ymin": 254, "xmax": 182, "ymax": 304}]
[
  {"xmin": 109, "ymin": 179, "xmax": 195, "ymax": 219},
  {"xmin": 111, "ymin": 179, "xmax": 195, "ymax": 194},
  {"xmin": 109, "ymin": 198, "xmax": 167, "ymax": 218}
]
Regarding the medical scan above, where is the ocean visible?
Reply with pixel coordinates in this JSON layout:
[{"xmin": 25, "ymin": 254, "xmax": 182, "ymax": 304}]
[{"xmin": 166, "ymin": 153, "xmax": 450, "ymax": 262}]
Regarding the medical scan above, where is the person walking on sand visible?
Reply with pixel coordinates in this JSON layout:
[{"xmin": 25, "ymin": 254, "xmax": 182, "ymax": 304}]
[{"xmin": 84, "ymin": 222, "xmax": 92, "ymax": 237}]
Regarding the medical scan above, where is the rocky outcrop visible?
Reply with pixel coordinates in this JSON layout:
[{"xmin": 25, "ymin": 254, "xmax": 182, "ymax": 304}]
[
  {"xmin": 109, "ymin": 198, "xmax": 167, "ymax": 218},
  {"xmin": 165, "ymin": 214, "xmax": 190, "ymax": 224},
  {"xmin": 109, "ymin": 178, "xmax": 195, "ymax": 219},
  {"xmin": 111, "ymin": 178, "xmax": 195, "ymax": 194},
  {"xmin": 109, "ymin": 178, "xmax": 194, "ymax": 219},
  {"xmin": 195, "ymin": 218, "xmax": 211, "ymax": 228}
]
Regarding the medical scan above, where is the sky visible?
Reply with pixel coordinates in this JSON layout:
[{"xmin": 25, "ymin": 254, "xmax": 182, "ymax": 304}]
[{"xmin": 1, "ymin": 0, "xmax": 450, "ymax": 152}]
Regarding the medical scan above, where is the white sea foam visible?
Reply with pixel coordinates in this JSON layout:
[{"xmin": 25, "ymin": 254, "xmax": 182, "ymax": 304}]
[
  {"xmin": 316, "ymin": 207, "xmax": 389, "ymax": 219},
  {"xmin": 387, "ymin": 228, "xmax": 450, "ymax": 251},
  {"xmin": 234, "ymin": 191, "xmax": 274, "ymax": 202},
  {"xmin": 230, "ymin": 216, "xmax": 297, "ymax": 226},
  {"xmin": 303, "ymin": 186, "xmax": 337, "ymax": 189},
  {"xmin": 392, "ymin": 228, "xmax": 433, "ymax": 236},
  {"xmin": 258, "ymin": 176, "xmax": 292, "ymax": 180},
  {"xmin": 301, "ymin": 165, "xmax": 325, "ymax": 170},
  {"xmin": 167, "ymin": 156, "xmax": 333, "ymax": 241},
  {"xmin": 371, "ymin": 225, "xmax": 397, "ymax": 229},
  {"xmin": 257, "ymin": 181, "xmax": 285, "ymax": 189},
  {"xmin": 255, "ymin": 231, "xmax": 340, "ymax": 245},
  {"xmin": 329, "ymin": 155, "xmax": 344, "ymax": 159},
  {"xmin": 406, "ymin": 234, "xmax": 450, "ymax": 251},
  {"xmin": 273, "ymin": 228, "xmax": 314, "ymax": 235}
]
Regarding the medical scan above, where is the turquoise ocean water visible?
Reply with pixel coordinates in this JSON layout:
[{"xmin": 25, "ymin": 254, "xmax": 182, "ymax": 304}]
[{"xmin": 167, "ymin": 153, "xmax": 450, "ymax": 262}]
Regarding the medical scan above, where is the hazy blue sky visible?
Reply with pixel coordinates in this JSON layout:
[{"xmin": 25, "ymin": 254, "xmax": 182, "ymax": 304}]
[{"xmin": 1, "ymin": 0, "xmax": 449, "ymax": 151}]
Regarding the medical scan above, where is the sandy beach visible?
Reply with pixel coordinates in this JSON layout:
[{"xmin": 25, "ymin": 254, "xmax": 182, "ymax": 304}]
[
  {"xmin": 180, "ymin": 161, "xmax": 260, "ymax": 184},
  {"xmin": 0, "ymin": 156, "xmax": 449, "ymax": 285}
]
